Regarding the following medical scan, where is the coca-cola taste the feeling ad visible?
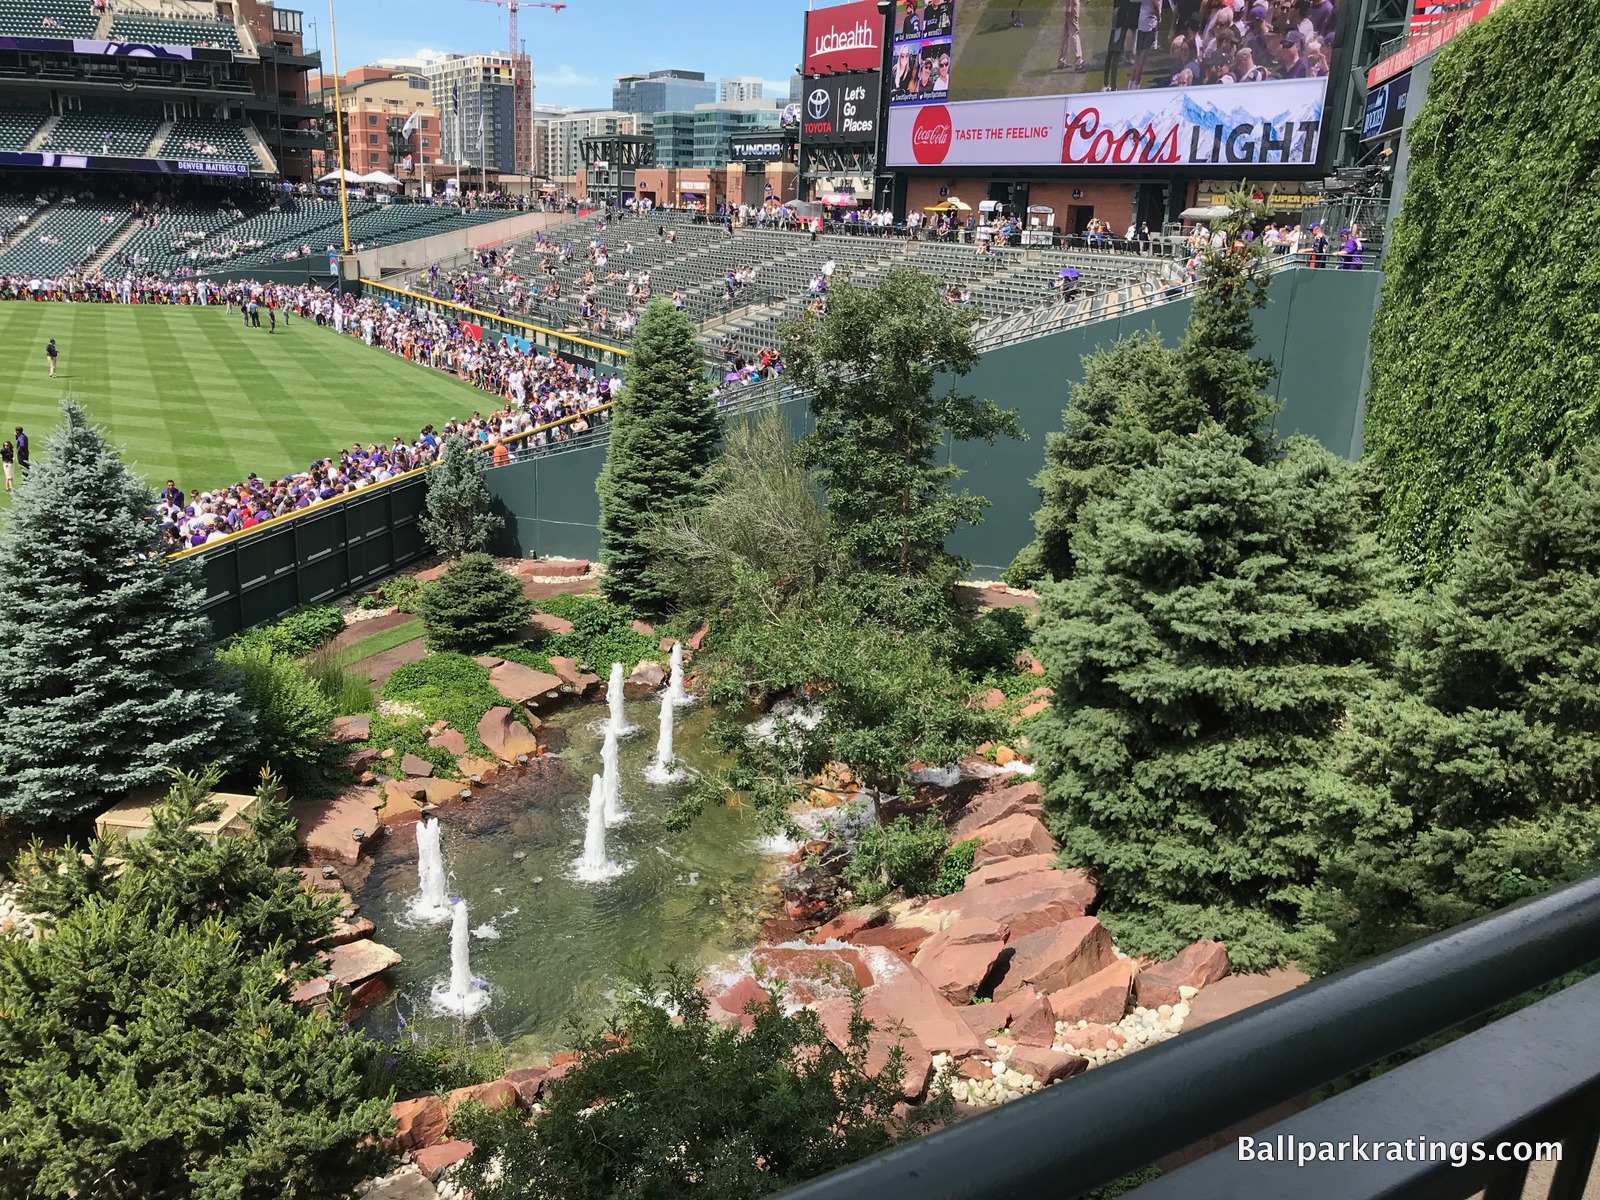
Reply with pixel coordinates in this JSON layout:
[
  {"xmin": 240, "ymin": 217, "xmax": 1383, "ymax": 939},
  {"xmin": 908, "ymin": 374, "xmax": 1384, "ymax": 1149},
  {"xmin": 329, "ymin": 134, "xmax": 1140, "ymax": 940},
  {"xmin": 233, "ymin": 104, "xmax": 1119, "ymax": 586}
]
[{"xmin": 886, "ymin": 78, "xmax": 1326, "ymax": 169}]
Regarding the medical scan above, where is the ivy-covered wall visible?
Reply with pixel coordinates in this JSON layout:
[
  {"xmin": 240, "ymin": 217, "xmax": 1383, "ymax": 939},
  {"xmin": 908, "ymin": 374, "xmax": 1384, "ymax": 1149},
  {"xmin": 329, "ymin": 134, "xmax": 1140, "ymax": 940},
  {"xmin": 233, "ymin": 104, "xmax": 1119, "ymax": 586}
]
[{"xmin": 1364, "ymin": 0, "xmax": 1600, "ymax": 579}]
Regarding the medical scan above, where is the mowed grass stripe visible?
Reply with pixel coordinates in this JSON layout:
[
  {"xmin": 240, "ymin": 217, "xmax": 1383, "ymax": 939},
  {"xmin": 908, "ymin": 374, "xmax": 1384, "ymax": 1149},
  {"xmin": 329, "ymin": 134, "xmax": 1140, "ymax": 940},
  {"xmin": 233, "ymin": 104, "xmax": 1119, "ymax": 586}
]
[{"xmin": 0, "ymin": 303, "xmax": 491, "ymax": 507}]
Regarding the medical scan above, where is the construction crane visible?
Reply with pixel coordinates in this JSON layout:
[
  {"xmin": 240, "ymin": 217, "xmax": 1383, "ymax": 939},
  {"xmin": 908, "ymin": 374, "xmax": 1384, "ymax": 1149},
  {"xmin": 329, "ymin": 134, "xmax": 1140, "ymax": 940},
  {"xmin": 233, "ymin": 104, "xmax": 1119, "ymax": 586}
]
[{"xmin": 466, "ymin": 0, "xmax": 566, "ymax": 179}]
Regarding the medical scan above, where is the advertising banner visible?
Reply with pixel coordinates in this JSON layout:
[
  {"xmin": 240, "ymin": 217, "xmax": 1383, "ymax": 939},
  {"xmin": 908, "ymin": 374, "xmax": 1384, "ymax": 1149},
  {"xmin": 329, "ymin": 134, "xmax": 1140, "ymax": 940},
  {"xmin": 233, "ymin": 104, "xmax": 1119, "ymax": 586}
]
[
  {"xmin": 803, "ymin": 0, "xmax": 886, "ymax": 76},
  {"xmin": 0, "ymin": 35, "xmax": 231, "ymax": 61},
  {"xmin": 0, "ymin": 150, "xmax": 251, "ymax": 176},
  {"xmin": 1369, "ymin": 0, "xmax": 1509, "ymax": 86},
  {"xmin": 801, "ymin": 72, "xmax": 882, "ymax": 146},
  {"xmin": 1361, "ymin": 71, "xmax": 1410, "ymax": 140},
  {"xmin": 886, "ymin": 77, "xmax": 1326, "ymax": 169},
  {"xmin": 729, "ymin": 134, "xmax": 792, "ymax": 162}
]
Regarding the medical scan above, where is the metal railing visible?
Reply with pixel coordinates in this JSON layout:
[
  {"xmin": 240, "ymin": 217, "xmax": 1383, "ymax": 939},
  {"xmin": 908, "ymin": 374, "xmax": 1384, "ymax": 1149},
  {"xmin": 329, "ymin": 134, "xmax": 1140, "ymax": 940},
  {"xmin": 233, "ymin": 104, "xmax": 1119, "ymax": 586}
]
[{"xmin": 775, "ymin": 874, "xmax": 1600, "ymax": 1200}]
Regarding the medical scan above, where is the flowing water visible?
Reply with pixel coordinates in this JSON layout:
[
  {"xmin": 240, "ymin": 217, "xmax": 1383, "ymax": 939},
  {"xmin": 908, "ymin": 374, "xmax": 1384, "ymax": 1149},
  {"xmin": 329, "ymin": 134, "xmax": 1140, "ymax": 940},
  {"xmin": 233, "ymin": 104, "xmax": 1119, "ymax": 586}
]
[{"xmin": 357, "ymin": 696, "xmax": 776, "ymax": 1058}]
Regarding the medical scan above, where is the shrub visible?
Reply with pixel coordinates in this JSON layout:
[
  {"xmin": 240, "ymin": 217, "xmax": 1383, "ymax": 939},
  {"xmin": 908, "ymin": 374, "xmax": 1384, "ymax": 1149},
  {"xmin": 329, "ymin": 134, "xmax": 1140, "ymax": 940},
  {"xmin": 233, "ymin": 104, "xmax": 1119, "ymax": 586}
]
[
  {"xmin": 304, "ymin": 646, "xmax": 377, "ymax": 715},
  {"xmin": 362, "ymin": 714, "xmax": 463, "ymax": 779},
  {"xmin": 376, "ymin": 1029, "xmax": 507, "ymax": 1097},
  {"xmin": 380, "ymin": 654, "xmax": 507, "ymax": 759},
  {"xmin": 418, "ymin": 554, "xmax": 532, "ymax": 653},
  {"xmin": 217, "ymin": 641, "xmax": 339, "ymax": 789},
  {"xmin": 358, "ymin": 575, "xmax": 424, "ymax": 614},
  {"xmin": 935, "ymin": 838, "xmax": 981, "ymax": 896},
  {"xmin": 842, "ymin": 813, "xmax": 950, "ymax": 903},
  {"xmin": 534, "ymin": 595, "xmax": 659, "ymax": 671},
  {"xmin": 240, "ymin": 605, "xmax": 346, "ymax": 658},
  {"xmin": 422, "ymin": 434, "xmax": 503, "ymax": 560}
]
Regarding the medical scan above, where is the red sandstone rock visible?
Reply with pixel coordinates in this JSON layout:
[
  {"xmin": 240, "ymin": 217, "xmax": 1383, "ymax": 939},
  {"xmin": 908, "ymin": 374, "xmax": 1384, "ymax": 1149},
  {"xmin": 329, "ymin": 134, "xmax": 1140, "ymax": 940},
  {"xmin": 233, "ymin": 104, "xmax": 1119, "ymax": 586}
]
[
  {"xmin": 978, "ymin": 688, "xmax": 1007, "ymax": 710},
  {"xmin": 474, "ymin": 655, "xmax": 505, "ymax": 669},
  {"xmin": 994, "ymin": 917, "xmax": 1116, "ymax": 1000},
  {"xmin": 812, "ymin": 996, "xmax": 933, "ymax": 1103},
  {"xmin": 325, "ymin": 939, "xmax": 402, "ymax": 988},
  {"xmin": 414, "ymin": 1139, "xmax": 474, "ymax": 1180},
  {"xmin": 750, "ymin": 945, "xmax": 876, "ymax": 1003},
  {"xmin": 1013, "ymin": 699, "xmax": 1051, "ymax": 724},
  {"xmin": 488, "ymin": 662, "xmax": 564, "ymax": 707},
  {"xmin": 956, "ymin": 987, "xmax": 1043, "ymax": 1036},
  {"xmin": 1008, "ymin": 1045, "xmax": 1087, "ymax": 1085},
  {"xmin": 289, "ymin": 976, "xmax": 331, "ymax": 1006},
  {"xmin": 476, "ymin": 706, "xmax": 541, "ymax": 762},
  {"xmin": 811, "ymin": 905, "xmax": 886, "ymax": 943},
  {"xmin": 849, "ymin": 923, "xmax": 933, "ymax": 962},
  {"xmin": 950, "ymin": 781, "xmax": 1046, "ymax": 841},
  {"xmin": 427, "ymin": 728, "xmax": 468, "ymax": 756},
  {"xmin": 630, "ymin": 619, "xmax": 655, "ymax": 636},
  {"xmin": 1134, "ymin": 940, "xmax": 1231, "ymax": 1006},
  {"xmin": 399, "ymin": 753, "xmax": 435, "ymax": 779},
  {"xmin": 858, "ymin": 951, "xmax": 984, "ymax": 1057},
  {"xmin": 1017, "ymin": 649, "xmax": 1046, "ymax": 675},
  {"xmin": 329, "ymin": 714, "xmax": 371, "ymax": 743},
  {"xmin": 342, "ymin": 746, "xmax": 382, "ymax": 773},
  {"xmin": 688, "ymin": 622, "xmax": 709, "ymax": 651},
  {"xmin": 388, "ymin": 1096, "xmax": 447, "ymax": 1152},
  {"xmin": 445, "ymin": 1079, "xmax": 519, "ymax": 1118},
  {"xmin": 709, "ymin": 975, "xmax": 771, "ymax": 1029},
  {"xmin": 503, "ymin": 1068, "xmax": 548, "ymax": 1109},
  {"xmin": 526, "ymin": 558, "xmax": 590, "ymax": 578},
  {"xmin": 922, "ymin": 869, "xmax": 1096, "ymax": 938},
  {"xmin": 527, "ymin": 611, "xmax": 574, "ymax": 635},
  {"xmin": 1007, "ymin": 992, "xmax": 1060, "ymax": 1047},
  {"xmin": 911, "ymin": 918, "xmax": 1010, "ymax": 1005},
  {"xmin": 623, "ymin": 660, "xmax": 667, "ymax": 698},
  {"xmin": 1056, "ymin": 1022, "xmax": 1127, "ymax": 1053},
  {"xmin": 969, "ymin": 813, "xmax": 1059, "ymax": 869},
  {"xmin": 964, "ymin": 853, "xmax": 1061, "ymax": 889},
  {"xmin": 1048, "ymin": 959, "xmax": 1137, "ymax": 1025},
  {"xmin": 291, "ymin": 791, "xmax": 380, "ymax": 865},
  {"xmin": 547, "ymin": 656, "xmax": 586, "ymax": 691}
]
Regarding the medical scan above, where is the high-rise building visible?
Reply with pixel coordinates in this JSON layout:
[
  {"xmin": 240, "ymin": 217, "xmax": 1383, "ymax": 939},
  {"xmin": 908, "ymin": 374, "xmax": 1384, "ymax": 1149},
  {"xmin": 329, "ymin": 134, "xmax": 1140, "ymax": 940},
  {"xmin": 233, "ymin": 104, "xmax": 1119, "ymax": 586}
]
[
  {"xmin": 651, "ymin": 99, "xmax": 783, "ymax": 170},
  {"xmin": 719, "ymin": 76, "xmax": 764, "ymax": 103},
  {"xmin": 545, "ymin": 109, "xmax": 640, "ymax": 182},
  {"xmin": 788, "ymin": 74, "xmax": 804, "ymax": 104},
  {"xmin": 423, "ymin": 52, "xmax": 529, "ymax": 174},
  {"xmin": 309, "ymin": 65, "xmax": 440, "ymax": 186},
  {"xmin": 612, "ymin": 69, "xmax": 716, "ymax": 116}
]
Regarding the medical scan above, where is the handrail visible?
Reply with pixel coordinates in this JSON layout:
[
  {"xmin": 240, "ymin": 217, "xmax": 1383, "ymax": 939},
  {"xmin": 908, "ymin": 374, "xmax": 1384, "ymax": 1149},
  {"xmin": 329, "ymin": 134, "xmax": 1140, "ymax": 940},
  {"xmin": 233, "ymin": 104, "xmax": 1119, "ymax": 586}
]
[
  {"xmin": 357, "ymin": 278, "xmax": 630, "ymax": 362},
  {"xmin": 774, "ymin": 873, "xmax": 1600, "ymax": 1200}
]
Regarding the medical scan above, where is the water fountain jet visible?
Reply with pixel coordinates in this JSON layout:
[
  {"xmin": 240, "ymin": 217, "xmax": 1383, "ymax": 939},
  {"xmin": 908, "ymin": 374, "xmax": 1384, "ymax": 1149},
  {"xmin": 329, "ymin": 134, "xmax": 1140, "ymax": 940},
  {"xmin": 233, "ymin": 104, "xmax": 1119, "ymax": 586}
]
[
  {"xmin": 575, "ymin": 773, "xmax": 626, "ymax": 881},
  {"xmin": 602, "ymin": 723, "xmax": 627, "ymax": 825},
  {"xmin": 409, "ymin": 818, "xmax": 451, "ymax": 922},
  {"xmin": 645, "ymin": 689, "xmax": 686, "ymax": 783},
  {"xmin": 607, "ymin": 662, "xmax": 635, "ymax": 735},
  {"xmin": 430, "ymin": 897, "xmax": 490, "ymax": 1017},
  {"xmin": 667, "ymin": 641, "xmax": 690, "ymax": 707}
]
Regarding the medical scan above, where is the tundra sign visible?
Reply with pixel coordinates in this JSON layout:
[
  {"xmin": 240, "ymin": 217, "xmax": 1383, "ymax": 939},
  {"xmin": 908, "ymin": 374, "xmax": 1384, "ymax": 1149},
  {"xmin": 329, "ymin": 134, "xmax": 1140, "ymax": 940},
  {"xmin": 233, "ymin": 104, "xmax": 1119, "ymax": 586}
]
[
  {"xmin": 801, "ymin": 71, "xmax": 881, "ymax": 147},
  {"xmin": 886, "ymin": 78, "xmax": 1327, "ymax": 169}
]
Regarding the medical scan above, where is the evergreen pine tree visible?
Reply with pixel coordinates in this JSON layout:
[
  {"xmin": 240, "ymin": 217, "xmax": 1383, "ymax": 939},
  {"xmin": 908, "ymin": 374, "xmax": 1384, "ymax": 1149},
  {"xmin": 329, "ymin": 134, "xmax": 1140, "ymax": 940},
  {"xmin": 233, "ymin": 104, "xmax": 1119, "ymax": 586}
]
[
  {"xmin": 1310, "ymin": 447, "xmax": 1600, "ymax": 971},
  {"xmin": 781, "ymin": 265, "xmax": 1021, "ymax": 578},
  {"xmin": 421, "ymin": 434, "xmax": 503, "ymax": 559},
  {"xmin": 0, "ymin": 400, "xmax": 252, "ymax": 824},
  {"xmin": 597, "ymin": 301, "xmax": 720, "ymax": 617},
  {"xmin": 1032, "ymin": 431, "xmax": 1393, "ymax": 968},
  {"xmin": 417, "ymin": 552, "xmax": 532, "ymax": 653},
  {"xmin": 1011, "ymin": 193, "xmax": 1279, "ymax": 585}
]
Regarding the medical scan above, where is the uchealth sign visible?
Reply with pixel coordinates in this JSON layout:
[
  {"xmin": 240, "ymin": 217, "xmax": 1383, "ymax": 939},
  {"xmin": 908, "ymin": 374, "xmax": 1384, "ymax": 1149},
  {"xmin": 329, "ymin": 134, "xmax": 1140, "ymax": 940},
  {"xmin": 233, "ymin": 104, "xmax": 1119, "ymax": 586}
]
[
  {"xmin": 803, "ymin": 0, "xmax": 885, "ymax": 76},
  {"xmin": 887, "ymin": 78, "xmax": 1328, "ymax": 169}
]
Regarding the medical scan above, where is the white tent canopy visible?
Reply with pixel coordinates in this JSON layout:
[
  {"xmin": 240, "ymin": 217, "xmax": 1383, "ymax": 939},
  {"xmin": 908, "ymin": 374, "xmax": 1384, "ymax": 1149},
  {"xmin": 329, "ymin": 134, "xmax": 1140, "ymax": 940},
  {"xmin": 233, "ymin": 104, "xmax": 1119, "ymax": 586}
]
[
  {"xmin": 318, "ymin": 169, "xmax": 363, "ymax": 183},
  {"xmin": 1179, "ymin": 204, "xmax": 1235, "ymax": 221},
  {"xmin": 359, "ymin": 170, "xmax": 402, "ymax": 186}
]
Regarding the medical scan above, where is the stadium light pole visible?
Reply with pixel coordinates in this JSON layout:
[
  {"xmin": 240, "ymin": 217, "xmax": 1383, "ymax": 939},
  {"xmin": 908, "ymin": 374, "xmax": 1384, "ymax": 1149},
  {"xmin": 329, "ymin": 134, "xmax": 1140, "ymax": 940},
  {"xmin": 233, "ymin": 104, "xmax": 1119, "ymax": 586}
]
[{"xmin": 327, "ymin": 0, "xmax": 353, "ymax": 264}]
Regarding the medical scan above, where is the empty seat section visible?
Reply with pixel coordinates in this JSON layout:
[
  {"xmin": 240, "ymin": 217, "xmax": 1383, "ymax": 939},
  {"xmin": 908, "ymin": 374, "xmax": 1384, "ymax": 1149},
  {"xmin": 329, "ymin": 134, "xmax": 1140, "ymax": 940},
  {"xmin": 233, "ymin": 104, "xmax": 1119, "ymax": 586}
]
[
  {"xmin": 0, "ymin": 0, "xmax": 99, "ymax": 37},
  {"xmin": 46, "ymin": 111, "xmax": 162, "ymax": 157},
  {"xmin": 109, "ymin": 15, "xmax": 242, "ymax": 50},
  {"xmin": 0, "ymin": 106, "xmax": 46, "ymax": 151},
  {"xmin": 159, "ymin": 119, "xmax": 256, "ymax": 165}
]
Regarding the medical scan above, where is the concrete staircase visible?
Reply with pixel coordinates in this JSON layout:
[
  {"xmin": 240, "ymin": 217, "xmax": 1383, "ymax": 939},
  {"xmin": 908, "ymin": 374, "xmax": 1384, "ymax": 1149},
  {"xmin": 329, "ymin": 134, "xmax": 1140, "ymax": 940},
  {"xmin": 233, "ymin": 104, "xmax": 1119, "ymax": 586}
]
[
  {"xmin": 25, "ymin": 116, "xmax": 60, "ymax": 153},
  {"xmin": 84, "ymin": 217, "xmax": 142, "ymax": 275},
  {"xmin": 243, "ymin": 122, "xmax": 277, "ymax": 174},
  {"xmin": 145, "ymin": 120, "xmax": 173, "ymax": 157}
]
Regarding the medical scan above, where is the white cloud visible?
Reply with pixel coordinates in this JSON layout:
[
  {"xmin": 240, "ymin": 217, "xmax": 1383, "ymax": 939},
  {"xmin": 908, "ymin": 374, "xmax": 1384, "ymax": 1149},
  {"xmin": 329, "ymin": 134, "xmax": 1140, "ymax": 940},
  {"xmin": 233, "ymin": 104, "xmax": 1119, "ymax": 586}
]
[
  {"xmin": 411, "ymin": 47, "xmax": 448, "ymax": 64},
  {"xmin": 537, "ymin": 63, "xmax": 598, "ymax": 88}
]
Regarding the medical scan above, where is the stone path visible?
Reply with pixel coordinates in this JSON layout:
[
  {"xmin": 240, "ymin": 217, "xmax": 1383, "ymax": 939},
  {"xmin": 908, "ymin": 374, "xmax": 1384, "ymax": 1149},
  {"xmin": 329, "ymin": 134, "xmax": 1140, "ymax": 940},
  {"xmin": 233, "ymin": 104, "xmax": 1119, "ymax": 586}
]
[
  {"xmin": 362, "ymin": 637, "xmax": 428, "ymax": 688},
  {"xmin": 326, "ymin": 610, "xmax": 416, "ymax": 655}
]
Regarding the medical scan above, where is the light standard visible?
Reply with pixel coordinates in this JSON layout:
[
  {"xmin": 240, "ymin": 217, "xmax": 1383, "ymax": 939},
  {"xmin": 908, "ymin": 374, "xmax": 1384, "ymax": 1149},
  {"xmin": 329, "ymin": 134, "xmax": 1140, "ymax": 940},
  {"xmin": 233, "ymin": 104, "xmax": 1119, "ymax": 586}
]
[{"xmin": 326, "ymin": 0, "xmax": 352, "ymax": 270}]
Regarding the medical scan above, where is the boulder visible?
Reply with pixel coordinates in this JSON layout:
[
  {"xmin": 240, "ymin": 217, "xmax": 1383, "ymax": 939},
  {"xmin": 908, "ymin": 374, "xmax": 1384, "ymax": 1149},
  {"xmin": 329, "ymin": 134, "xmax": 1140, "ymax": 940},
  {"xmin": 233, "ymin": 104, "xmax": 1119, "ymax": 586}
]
[
  {"xmin": 473, "ymin": 655, "xmax": 505, "ymax": 669},
  {"xmin": 688, "ymin": 622, "xmax": 709, "ymax": 652},
  {"xmin": 503, "ymin": 1067, "xmax": 548, "ymax": 1110},
  {"xmin": 922, "ymin": 869, "xmax": 1096, "ymax": 938},
  {"xmin": 346, "ymin": 976, "xmax": 390, "ymax": 1018},
  {"xmin": 1007, "ymin": 1045, "xmax": 1087, "ymax": 1085},
  {"xmin": 849, "ymin": 923, "xmax": 933, "ymax": 962},
  {"xmin": 857, "ymin": 948, "xmax": 983, "ymax": 1057},
  {"xmin": 525, "ymin": 558, "xmax": 590, "ymax": 578},
  {"xmin": 414, "ymin": 1139, "xmax": 474, "ymax": 1181},
  {"xmin": 977, "ymin": 688, "xmax": 1007, "ymax": 711},
  {"xmin": 709, "ymin": 974, "xmax": 771, "ymax": 1028},
  {"xmin": 343, "ymin": 746, "xmax": 382, "ymax": 773},
  {"xmin": 951, "ymin": 781, "xmax": 1045, "ymax": 841},
  {"xmin": 811, "ymin": 904, "xmax": 886, "ymax": 943},
  {"xmin": 527, "ymin": 611, "xmax": 574, "ymax": 635},
  {"xmin": 292, "ymin": 791, "xmax": 381, "ymax": 865},
  {"xmin": 488, "ymin": 661, "xmax": 564, "ymax": 707},
  {"xmin": 911, "ymin": 917, "xmax": 1009, "ymax": 1005},
  {"xmin": 419, "ymin": 778, "xmax": 468, "ymax": 806},
  {"xmin": 812, "ymin": 995, "xmax": 933, "ymax": 1103},
  {"xmin": 476, "ymin": 706, "xmax": 541, "ymax": 762},
  {"xmin": 969, "ymin": 813, "xmax": 1058, "ymax": 869},
  {"xmin": 964, "ymin": 854, "xmax": 1061, "ymax": 889},
  {"xmin": 445, "ymin": 1079, "xmax": 519, "ymax": 1117},
  {"xmin": 749, "ymin": 945, "xmax": 875, "ymax": 1003},
  {"xmin": 324, "ymin": 914, "xmax": 376, "ymax": 947},
  {"xmin": 956, "ymin": 986, "xmax": 1043, "ymax": 1036},
  {"xmin": 457, "ymin": 754, "xmax": 499, "ymax": 780},
  {"xmin": 427, "ymin": 729, "xmax": 468, "ymax": 756},
  {"xmin": 994, "ymin": 917, "xmax": 1116, "ymax": 1000},
  {"xmin": 1056, "ymin": 1022, "xmax": 1126, "ymax": 1054},
  {"xmin": 547, "ymin": 655, "xmax": 586, "ymax": 690},
  {"xmin": 630, "ymin": 619, "xmax": 656, "ymax": 636},
  {"xmin": 325, "ymin": 939, "xmax": 402, "ymax": 988},
  {"xmin": 658, "ymin": 636, "xmax": 677, "ymax": 653},
  {"xmin": 399, "ymin": 753, "xmax": 435, "ymax": 779},
  {"xmin": 1048, "ymin": 959, "xmax": 1137, "ymax": 1025},
  {"xmin": 623, "ymin": 660, "xmax": 667, "ymax": 698},
  {"xmin": 388, "ymin": 1096, "xmax": 448, "ymax": 1151},
  {"xmin": 380, "ymin": 780, "xmax": 425, "ymax": 819},
  {"xmin": 1007, "ymin": 992, "xmax": 1060, "ymax": 1047},
  {"xmin": 1134, "ymin": 940, "xmax": 1230, "ymax": 1007},
  {"xmin": 1013, "ymin": 699, "xmax": 1051, "ymax": 724},
  {"xmin": 329, "ymin": 714, "xmax": 372, "ymax": 743},
  {"xmin": 289, "ymin": 976, "xmax": 331, "ymax": 1006}
]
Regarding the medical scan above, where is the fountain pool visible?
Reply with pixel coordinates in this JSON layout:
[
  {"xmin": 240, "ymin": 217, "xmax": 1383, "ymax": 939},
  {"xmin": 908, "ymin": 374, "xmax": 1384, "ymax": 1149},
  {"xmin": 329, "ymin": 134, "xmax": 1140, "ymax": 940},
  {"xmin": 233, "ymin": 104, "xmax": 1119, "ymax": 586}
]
[{"xmin": 356, "ymin": 695, "xmax": 776, "ymax": 1057}]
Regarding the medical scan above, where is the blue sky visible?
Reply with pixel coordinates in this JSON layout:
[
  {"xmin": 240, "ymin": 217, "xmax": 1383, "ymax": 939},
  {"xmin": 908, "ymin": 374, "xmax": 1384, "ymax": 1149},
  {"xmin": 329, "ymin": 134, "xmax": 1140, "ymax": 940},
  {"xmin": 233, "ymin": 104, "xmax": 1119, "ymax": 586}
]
[{"xmin": 318, "ymin": 0, "xmax": 812, "ymax": 109}]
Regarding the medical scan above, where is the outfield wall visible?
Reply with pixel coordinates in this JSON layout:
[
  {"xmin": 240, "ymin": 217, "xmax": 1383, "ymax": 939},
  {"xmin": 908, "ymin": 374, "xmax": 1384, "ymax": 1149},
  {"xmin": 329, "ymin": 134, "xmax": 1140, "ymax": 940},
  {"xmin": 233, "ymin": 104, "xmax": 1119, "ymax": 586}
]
[{"xmin": 190, "ymin": 265, "xmax": 1381, "ymax": 632}]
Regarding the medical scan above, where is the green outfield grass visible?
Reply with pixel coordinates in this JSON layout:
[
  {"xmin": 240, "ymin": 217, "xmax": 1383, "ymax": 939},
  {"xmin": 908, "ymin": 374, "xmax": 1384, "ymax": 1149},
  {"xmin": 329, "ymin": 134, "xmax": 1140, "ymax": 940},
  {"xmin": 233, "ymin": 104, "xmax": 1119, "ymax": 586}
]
[{"xmin": 0, "ymin": 302, "xmax": 489, "ymax": 507}]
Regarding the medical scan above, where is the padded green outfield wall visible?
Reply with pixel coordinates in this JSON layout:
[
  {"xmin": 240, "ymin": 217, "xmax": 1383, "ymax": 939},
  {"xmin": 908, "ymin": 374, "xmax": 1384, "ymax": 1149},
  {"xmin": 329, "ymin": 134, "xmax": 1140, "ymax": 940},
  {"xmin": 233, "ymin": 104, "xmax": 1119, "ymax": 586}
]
[{"xmin": 485, "ymin": 266, "xmax": 1383, "ymax": 577}]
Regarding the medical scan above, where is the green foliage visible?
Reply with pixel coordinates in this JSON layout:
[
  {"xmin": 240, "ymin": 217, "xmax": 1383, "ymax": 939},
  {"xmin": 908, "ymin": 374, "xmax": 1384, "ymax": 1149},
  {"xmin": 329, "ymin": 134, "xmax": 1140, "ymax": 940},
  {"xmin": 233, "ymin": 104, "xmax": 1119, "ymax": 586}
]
[
  {"xmin": 450, "ymin": 965, "xmax": 948, "ymax": 1200},
  {"xmin": 1032, "ymin": 432, "xmax": 1395, "ymax": 970},
  {"xmin": 935, "ymin": 838, "xmax": 980, "ymax": 896},
  {"xmin": 218, "ymin": 640, "xmax": 340, "ymax": 790},
  {"xmin": 362, "ymin": 715, "xmax": 463, "ymax": 779},
  {"xmin": 843, "ymin": 813, "xmax": 951, "ymax": 903},
  {"xmin": 418, "ymin": 553, "xmax": 532, "ymax": 653},
  {"xmin": 376, "ymin": 1028, "xmax": 507, "ymax": 1096},
  {"xmin": 1364, "ymin": 0, "xmax": 1600, "ymax": 579},
  {"xmin": 304, "ymin": 646, "xmax": 378, "ymax": 716},
  {"xmin": 380, "ymin": 653, "xmax": 507, "ymax": 761},
  {"xmin": 0, "ymin": 399, "xmax": 253, "ymax": 823},
  {"xmin": 597, "ymin": 301, "xmax": 721, "ymax": 617},
  {"xmin": 422, "ymin": 434, "xmax": 504, "ymax": 559},
  {"xmin": 650, "ymin": 409, "xmax": 844, "ymax": 615},
  {"xmin": 781, "ymin": 266, "xmax": 1022, "ymax": 578},
  {"xmin": 237, "ymin": 605, "xmax": 347, "ymax": 658},
  {"xmin": 1309, "ymin": 448, "xmax": 1600, "ymax": 972},
  {"xmin": 358, "ymin": 575, "xmax": 424, "ymax": 613},
  {"xmin": 0, "ymin": 900, "xmax": 389, "ymax": 1200},
  {"xmin": 1015, "ymin": 194, "xmax": 1277, "ymax": 585},
  {"xmin": 533, "ymin": 595, "xmax": 661, "ymax": 672}
]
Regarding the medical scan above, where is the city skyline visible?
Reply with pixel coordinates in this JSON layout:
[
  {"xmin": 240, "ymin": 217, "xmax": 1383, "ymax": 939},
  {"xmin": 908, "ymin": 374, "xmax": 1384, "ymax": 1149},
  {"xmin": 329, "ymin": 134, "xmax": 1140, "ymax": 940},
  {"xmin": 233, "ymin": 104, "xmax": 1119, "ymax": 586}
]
[{"xmin": 317, "ymin": 0, "xmax": 809, "ymax": 111}]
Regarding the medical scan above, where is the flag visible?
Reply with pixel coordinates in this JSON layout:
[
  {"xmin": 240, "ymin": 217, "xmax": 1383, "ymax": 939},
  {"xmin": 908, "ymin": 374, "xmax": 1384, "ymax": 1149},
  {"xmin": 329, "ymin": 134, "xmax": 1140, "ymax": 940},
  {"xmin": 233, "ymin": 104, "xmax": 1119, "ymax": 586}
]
[
  {"xmin": 401, "ymin": 110, "xmax": 421, "ymax": 138},
  {"xmin": 452, "ymin": 84, "xmax": 459, "ymax": 113},
  {"xmin": 477, "ymin": 112, "xmax": 485, "ymax": 151},
  {"xmin": 401, "ymin": 154, "xmax": 414, "ymax": 172}
]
